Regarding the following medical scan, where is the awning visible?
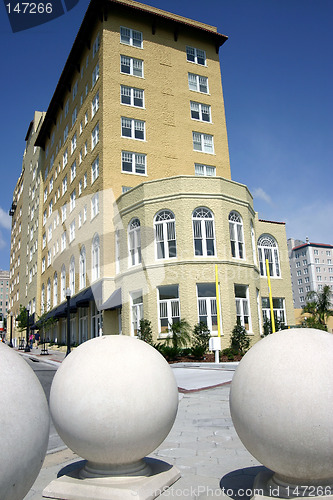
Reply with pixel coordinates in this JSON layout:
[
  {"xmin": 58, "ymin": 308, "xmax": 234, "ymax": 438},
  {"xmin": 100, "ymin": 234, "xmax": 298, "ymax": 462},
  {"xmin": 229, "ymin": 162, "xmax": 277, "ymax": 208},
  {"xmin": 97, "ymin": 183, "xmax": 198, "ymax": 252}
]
[{"xmin": 100, "ymin": 288, "xmax": 122, "ymax": 311}]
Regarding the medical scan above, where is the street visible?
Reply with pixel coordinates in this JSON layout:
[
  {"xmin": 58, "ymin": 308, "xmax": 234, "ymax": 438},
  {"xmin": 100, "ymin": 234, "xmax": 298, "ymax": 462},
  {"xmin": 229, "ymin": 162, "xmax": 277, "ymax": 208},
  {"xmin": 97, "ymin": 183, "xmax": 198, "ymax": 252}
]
[{"xmin": 24, "ymin": 356, "xmax": 66, "ymax": 453}]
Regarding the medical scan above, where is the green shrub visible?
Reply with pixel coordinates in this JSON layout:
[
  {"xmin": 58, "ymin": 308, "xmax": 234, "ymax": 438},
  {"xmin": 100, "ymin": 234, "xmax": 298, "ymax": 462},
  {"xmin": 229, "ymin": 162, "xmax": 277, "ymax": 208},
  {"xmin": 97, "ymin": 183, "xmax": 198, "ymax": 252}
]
[
  {"xmin": 160, "ymin": 345, "xmax": 180, "ymax": 361},
  {"xmin": 230, "ymin": 324, "xmax": 250, "ymax": 355},
  {"xmin": 137, "ymin": 319, "xmax": 153, "ymax": 344},
  {"xmin": 221, "ymin": 347, "xmax": 239, "ymax": 360},
  {"xmin": 192, "ymin": 322, "xmax": 210, "ymax": 353},
  {"xmin": 180, "ymin": 347, "xmax": 192, "ymax": 357},
  {"xmin": 191, "ymin": 345, "xmax": 206, "ymax": 359}
]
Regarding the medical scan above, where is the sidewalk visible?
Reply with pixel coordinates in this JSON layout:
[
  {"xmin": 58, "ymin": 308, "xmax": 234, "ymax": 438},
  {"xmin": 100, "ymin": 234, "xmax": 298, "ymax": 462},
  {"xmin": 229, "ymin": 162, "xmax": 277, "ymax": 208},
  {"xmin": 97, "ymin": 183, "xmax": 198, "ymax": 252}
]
[{"xmin": 22, "ymin": 351, "xmax": 264, "ymax": 500}]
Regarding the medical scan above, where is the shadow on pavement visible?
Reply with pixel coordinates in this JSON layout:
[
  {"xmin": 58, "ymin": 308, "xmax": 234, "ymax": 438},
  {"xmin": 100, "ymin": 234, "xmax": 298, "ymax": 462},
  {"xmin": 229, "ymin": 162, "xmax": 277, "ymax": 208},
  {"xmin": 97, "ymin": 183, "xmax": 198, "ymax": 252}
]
[{"xmin": 220, "ymin": 466, "xmax": 272, "ymax": 500}]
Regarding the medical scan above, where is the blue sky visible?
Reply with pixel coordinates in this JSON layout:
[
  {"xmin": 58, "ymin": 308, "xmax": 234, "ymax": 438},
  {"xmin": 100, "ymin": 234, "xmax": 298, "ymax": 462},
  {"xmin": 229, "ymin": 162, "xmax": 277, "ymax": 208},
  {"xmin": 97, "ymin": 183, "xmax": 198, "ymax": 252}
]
[{"xmin": 0, "ymin": 0, "xmax": 332, "ymax": 271}]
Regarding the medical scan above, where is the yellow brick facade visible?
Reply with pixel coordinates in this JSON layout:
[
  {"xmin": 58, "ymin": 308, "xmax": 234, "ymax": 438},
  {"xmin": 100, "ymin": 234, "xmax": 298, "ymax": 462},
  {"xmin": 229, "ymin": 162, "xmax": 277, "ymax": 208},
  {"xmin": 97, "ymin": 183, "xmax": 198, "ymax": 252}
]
[{"xmin": 8, "ymin": 0, "xmax": 294, "ymax": 348}]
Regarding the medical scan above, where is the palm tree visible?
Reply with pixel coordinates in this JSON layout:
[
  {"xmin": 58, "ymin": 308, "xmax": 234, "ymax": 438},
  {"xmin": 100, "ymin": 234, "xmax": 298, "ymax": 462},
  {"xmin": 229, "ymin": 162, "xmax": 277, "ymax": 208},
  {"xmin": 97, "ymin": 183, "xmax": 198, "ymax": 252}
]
[
  {"xmin": 165, "ymin": 319, "xmax": 191, "ymax": 350},
  {"xmin": 302, "ymin": 285, "xmax": 333, "ymax": 330}
]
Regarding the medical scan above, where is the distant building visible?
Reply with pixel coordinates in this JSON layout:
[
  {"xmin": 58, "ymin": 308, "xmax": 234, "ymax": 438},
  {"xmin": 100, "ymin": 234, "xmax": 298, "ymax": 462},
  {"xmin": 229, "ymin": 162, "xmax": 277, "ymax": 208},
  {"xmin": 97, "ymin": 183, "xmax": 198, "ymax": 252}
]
[
  {"xmin": 288, "ymin": 237, "xmax": 333, "ymax": 308},
  {"xmin": 0, "ymin": 270, "xmax": 9, "ymax": 322},
  {"xmin": 9, "ymin": 0, "xmax": 295, "ymax": 347}
]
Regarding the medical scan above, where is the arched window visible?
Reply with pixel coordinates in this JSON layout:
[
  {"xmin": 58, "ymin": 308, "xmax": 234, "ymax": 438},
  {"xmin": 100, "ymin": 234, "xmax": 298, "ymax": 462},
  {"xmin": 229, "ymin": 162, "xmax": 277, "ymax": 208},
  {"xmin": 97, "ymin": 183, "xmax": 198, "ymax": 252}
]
[
  {"xmin": 128, "ymin": 218, "xmax": 141, "ymax": 266},
  {"xmin": 47, "ymin": 279, "xmax": 51, "ymax": 311},
  {"xmin": 154, "ymin": 210, "xmax": 177, "ymax": 259},
  {"xmin": 69, "ymin": 256, "xmax": 75, "ymax": 296},
  {"xmin": 53, "ymin": 272, "xmax": 58, "ymax": 307},
  {"xmin": 229, "ymin": 211, "xmax": 244, "ymax": 259},
  {"xmin": 92, "ymin": 233, "xmax": 100, "ymax": 281},
  {"xmin": 61, "ymin": 265, "xmax": 66, "ymax": 302},
  {"xmin": 192, "ymin": 207, "xmax": 215, "ymax": 256},
  {"xmin": 79, "ymin": 246, "xmax": 86, "ymax": 290},
  {"xmin": 41, "ymin": 284, "xmax": 45, "ymax": 314},
  {"xmin": 257, "ymin": 234, "xmax": 281, "ymax": 278}
]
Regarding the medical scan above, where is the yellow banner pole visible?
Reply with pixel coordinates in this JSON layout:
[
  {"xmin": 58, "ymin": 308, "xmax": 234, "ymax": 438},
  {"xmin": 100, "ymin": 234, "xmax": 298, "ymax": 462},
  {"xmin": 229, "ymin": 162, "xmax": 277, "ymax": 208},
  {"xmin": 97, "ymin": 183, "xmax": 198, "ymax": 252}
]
[
  {"xmin": 215, "ymin": 264, "xmax": 221, "ymax": 338},
  {"xmin": 265, "ymin": 258, "xmax": 276, "ymax": 333}
]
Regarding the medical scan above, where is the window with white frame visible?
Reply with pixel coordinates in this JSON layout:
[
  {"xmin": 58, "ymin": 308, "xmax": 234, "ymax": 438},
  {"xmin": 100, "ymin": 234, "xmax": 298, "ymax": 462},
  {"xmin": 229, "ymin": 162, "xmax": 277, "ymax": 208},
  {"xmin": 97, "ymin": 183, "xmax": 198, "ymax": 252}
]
[
  {"xmin": 92, "ymin": 62, "xmax": 99, "ymax": 87},
  {"xmin": 91, "ymin": 233, "xmax": 100, "ymax": 282},
  {"xmin": 121, "ymin": 117, "xmax": 145, "ymax": 140},
  {"xmin": 46, "ymin": 279, "xmax": 51, "ymax": 310},
  {"xmin": 192, "ymin": 132, "xmax": 214, "ymax": 153},
  {"xmin": 40, "ymin": 284, "xmax": 45, "ymax": 313},
  {"xmin": 63, "ymin": 149, "xmax": 68, "ymax": 168},
  {"xmin": 121, "ymin": 85, "xmax": 144, "ymax": 107},
  {"xmin": 69, "ymin": 220, "xmax": 75, "ymax": 243},
  {"xmin": 43, "ymin": 210, "xmax": 47, "ymax": 225},
  {"xmin": 53, "ymin": 272, "xmax": 58, "ymax": 307},
  {"xmin": 91, "ymin": 156, "xmax": 99, "ymax": 184},
  {"xmin": 258, "ymin": 234, "xmax": 281, "ymax": 278},
  {"xmin": 120, "ymin": 27, "xmax": 143, "ymax": 48},
  {"xmin": 192, "ymin": 207, "xmax": 215, "ymax": 256},
  {"xmin": 72, "ymin": 107, "xmax": 77, "ymax": 126},
  {"xmin": 188, "ymin": 73, "xmax": 208, "ymax": 93},
  {"xmin": 79, "ymin": 246, "xmax": 86, "ymax": 290},
  {"xmin": 262, "ymin": 297, "xmax": 285, "ymax": 325},
  {"xmin": 305, "ymin": 277, "xmax": 310, "ymax": 283},
  {"xmin": 61, "ymin": 203, "xmax": 67, "ymax": 223},
  {"xmin": 197, "ymin": 283, "xmax": 218, "ymax": 334},
  {"xmin": 130, "ymin": 290, "xmax": 143, "ymax": 336},
  {"xmin": 235, "ymin": 284, "xmax": 251, "ymax": 331},
  {"xmin": 61, "ymin": 231, "xmax": 66, "ymax": 252},
  {"xmin": 91, "ymin": 123, "xmax": 99, "ymax": 150},
  {"xmin": 61, "ymin": 265, "xmax": 66, "ymax": 301},
  {"xmin": 84, "ymin": 173, "xmax": 87, "ymax": 188},
  {"xmin": 42, "ymin": 233, "xmax": 46, "ymax": 249},
  {"xmin": 42, "ymin": 257, "xmax": 45, "ymax": 273},
  {"xmin": 44, "ymin": 187, "xmax": 48, "ymax": 202},
  {"xmin": 158, "ymin": 285, "xmax": 180, "ymax": 334},
  {"xmin": 47, "ymin": 250, "xmax": 52, "ymax": 267},
  {"xmin": 298, "ymin": 278, "xmax": 302, "ymax": 285},
  {"xmin": 121, "ymin": 151, "xmax": 146, "ymax": 175},
  {"xmin": 70, "ymin": 190, "xmax": 76, "ymax": 212},
  {"xmin": 229, "ymin": 211, "xmax": 245, "ymax": 259},
  {"xmin": 186, "ymin": 46, "xmax": 206, "ymax": 65},
  {"xmin": 71, "ymin": 133, "xmax": 77, "ymax": 154},
  {"xmin": 154, "ymin": 210, "xmax": 177, "ymax": 259},
  {"xmin": 92, "ymin": 91, "xmax": 99, "ymax": 118},
  {"xmin": 194, "ymin": 163, "xmax": 216, "ymax": 177},
  {"xmin": 190, "ymin": 101, "xmax": 211, "ymax": 122},
  {"xmin": 91, "ymin": 193, "xmax": 99, "ymax": 219},
  {"xmin": 70, "ymin": 161, "xmax": 76, "ymax": 182},
  {"xmin": 69, "ymin": 257, "xmax": 75, "ymax": 296},
  {"xmin": 128, "ymin": 218, "xmax": 141, "ymax": 266},
  {"xmin": 92, "ymin": 33, "xmax": 100, "ymax": 57},
  {"xmin": 120, "ymin": 55, "xmax": 143, "ymax": 77},
  {"xmin": 48, "ymin": 200, "xmax": 53, "ymax": 217},
  {"xmin": 297, "ymin": 270, "xmax": 301, "ymax": 276}
]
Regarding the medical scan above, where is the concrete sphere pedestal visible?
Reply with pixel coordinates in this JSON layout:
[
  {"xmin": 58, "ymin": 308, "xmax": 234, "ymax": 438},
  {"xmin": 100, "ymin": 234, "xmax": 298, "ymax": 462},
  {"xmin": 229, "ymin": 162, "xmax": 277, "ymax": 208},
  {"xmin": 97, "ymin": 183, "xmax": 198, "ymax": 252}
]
[
  {"xmin": 229, "ymin": 328, "xmax": 333, "ymax": 499},
  {"xmin": 0, "ymin": 343, "xmax": 50, "ymax": 500},
  {"xmin": 43, "ymin": 335, "xmax": 180, "ymax": 500}
]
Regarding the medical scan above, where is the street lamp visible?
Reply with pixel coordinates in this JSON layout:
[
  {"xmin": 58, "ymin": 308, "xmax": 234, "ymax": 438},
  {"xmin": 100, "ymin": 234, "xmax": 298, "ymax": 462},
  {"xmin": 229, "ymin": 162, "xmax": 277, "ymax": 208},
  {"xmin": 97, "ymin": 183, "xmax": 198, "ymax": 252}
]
[
  {"xmin": 66, "ymin": 288, "xmax": 71, "ymax": 357},
  {"xmin": 25, "ymin": 305, "xmax": 31, "ymax": 352},
  {"xmin": 9, "ymin": 312, "xmax": 13, "ymax": 348}
]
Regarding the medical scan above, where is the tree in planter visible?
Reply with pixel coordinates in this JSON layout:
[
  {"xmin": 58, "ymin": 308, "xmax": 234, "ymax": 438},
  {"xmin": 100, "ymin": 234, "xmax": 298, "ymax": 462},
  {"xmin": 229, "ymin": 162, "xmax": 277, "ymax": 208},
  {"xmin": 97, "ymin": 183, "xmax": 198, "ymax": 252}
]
[
  {"xmin": 230, "ymin": 323, "xmax": 250, "ymax": 356},
  {"xmin": 301, "ymin": 285, "xmax": 332, "ymax": 331},
  {"xmin": 191, "ymin": 322, "xmax": 210, "ymax": 359},
  {"xmin": 163, "ymin": 319, "xmax": 191, "ymax": 360},
  {"xmin": 137, "ymin": 319, "xmax": 153, "ymax": 345}
]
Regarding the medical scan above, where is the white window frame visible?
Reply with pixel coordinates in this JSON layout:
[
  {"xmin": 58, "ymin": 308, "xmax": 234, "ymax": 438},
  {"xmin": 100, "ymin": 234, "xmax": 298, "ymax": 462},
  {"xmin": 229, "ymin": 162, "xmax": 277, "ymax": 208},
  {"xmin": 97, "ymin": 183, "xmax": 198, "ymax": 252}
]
[
  {"xmin": 186, "ymin": 46, "xmax": 206, "ymax": 65},
  {"xmin": 121, "ymin": 151, "xmax": 146, "ymax": 175},
  {"xmin": 120, "ymin": 26, "xmax": 143, "ymax": 48},
  {"xmin": 130, "ymin": 290, "xmax": 143, "ymax": 336},
  {"xmin": 120, "ymin": 55, "xmax": 143, "ymax": 77},
  {"xmin": 79, "ymin": 246, "xmax": 86, "ymax": 290},
  {"xmin": 229, "ymin": 211, "xmax": 245, "ymax": 260},
  {"xmin": 91, "ymin": 122, "xmax": 99, "ymax": 150},
  {"xmin": 69, "ymin": 257, "xmax": 75, "ymax": 296},
  {"xmin": 92, "ymin": 91, "xmax": 99, "ymax": 118},
  {"xmin": 190, "ymin": 101, "xmax": 211, "ymax": 122},
  {"xmin": 188, "ymin": 73, "xmax": 209, "ymax": 94},
  {"xmin": 192, "ymin": 207, "xmax": 216, "ymax": 257},
  {"xmin": 71, "ymin": 133, "xmax": 77, "ymax": 155},
  {"xmin": 70, "ymin": 161, "xmax": 76, "ymax": 182},
  {"xmin": 128, "ymin": 218, "xmax": 141, "ymax": 267},
  {"xmin": 92, "ymin": 233, "xmax": 100, "ymax": 282},
  {"xmin": 258, "ymin": 234, "xmax": 281, "ymax": 278},
  {"xmin": 262, "ymin": 297, "xmax": 286, "ymax": 325},
  {"xmin": 120, "ymin": 85, "xmax": 144, "ymax": 108},
  {"xmin": 158, "ymin": 285, "xmax": 180, "ymax": 335},
  {"xmin": 70, "ymin": 190, "xmax": 76, "ymax": 212},
  {"xmin": 92, "ymin": 62, "xmax": 99, "ymax": 87},
  {"xmin": 91, "ymin": 156, "xmax": 99, "ymax": 184},
  {"xmin": 196, "ymin": 283, "xmax": 219, "ymax": 334},
  {"xmin": 69, "ymin": 220, "xmax": 75, "ymax": 243},
  {"xmin": 193, "ymin": 132, "xmax": 214, "ymax": 154},
  {"xmin": 121, "ymin": 117, "xmax": 145, "ymax": 140},
  {"xmin": 154, "ymin": 210, "xmax": 177, "ymax": 260},
  {"xmin": 235, "ymin": 285, "xmax": 252, "ymax": 332},
  {"xmin": 91, "ymin": 193, "xmax": 99, "ymax": 219}
]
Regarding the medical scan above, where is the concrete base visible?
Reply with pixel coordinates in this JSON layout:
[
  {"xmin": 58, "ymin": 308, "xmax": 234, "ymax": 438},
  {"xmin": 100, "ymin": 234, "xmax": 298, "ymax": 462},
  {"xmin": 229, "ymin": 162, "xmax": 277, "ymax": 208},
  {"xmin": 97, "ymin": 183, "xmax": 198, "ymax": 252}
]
[
  {"xmin": 43, "ymin": 457, "xmax": 180, "ymax": 500},
  {"xmin": 252, "ymin": 470, "xmax": 333, "ymax": 500}
]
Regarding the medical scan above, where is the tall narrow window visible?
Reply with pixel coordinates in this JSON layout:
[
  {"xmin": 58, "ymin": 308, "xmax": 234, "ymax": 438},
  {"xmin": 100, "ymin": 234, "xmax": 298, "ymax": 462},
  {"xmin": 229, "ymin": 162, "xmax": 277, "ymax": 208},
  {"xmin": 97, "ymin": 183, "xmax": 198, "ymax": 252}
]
[
  {"xmin": 192, "ymin": 207, "xmax": 215, "ymax": 256},
  {"xmin": 92, "ymin": 233, "xmax": 100, "ymax": 282},
  {"xmin": 69, "ymin": 257, "xmax": 75, "ymax": 296},
  {"xmin": 61, "ymin": 265, "xmax": 66, "ymax": 302},
  {"xmin": 197, "ymin": 283, "xmax": 218, "ymax": 334},
  {"xmin": 131, "ymin": 290, "xmax": 143, "ymax": 336},
  {"xmin": 128, "ymin": 218, "xmax": 141, "ymax": 266},
  {"xmin": 258, "ymin": 234, "xmax": 281, "ymax": 277},
  {"xmin": 154, "ymin": 210, "xmax": 177, "ymax": 260},
  {"xmin": 229, "ymin": 211, "xmax": 245, "ymax": 259},
  {"xmin": 41, "ymin": 284, "xmax": 45, "ymax": 314},
  {"xmin": 53, "ymin": 272, "xmax": 58, "ymax": 307},
  {"xmin": 235, "ymin": 284, "xmax": 251, "ymax": 332},
  {"xmin": 251, "ymin": 221, "xmax": 257, "ymax": 265},
  {"xmin": 158, "ymin": 285, "xmax": 180, "ymax": 334},
  {"xmin": 47, "ymin": 279, "xmax": 51, "ymax": 311},
  {"xmin": 79, "ymin": 246, "xmax": 86, "ymax": 290}
]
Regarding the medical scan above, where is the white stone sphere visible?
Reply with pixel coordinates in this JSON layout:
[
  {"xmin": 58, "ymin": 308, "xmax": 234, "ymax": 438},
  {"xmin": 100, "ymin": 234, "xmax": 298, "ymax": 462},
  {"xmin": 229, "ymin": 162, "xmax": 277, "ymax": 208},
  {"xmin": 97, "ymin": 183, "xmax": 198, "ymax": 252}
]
[
  {"xmin": 230, "ymin": 328, "xmax": 333, "ymax": 485},
  {"xmin": 0, "ymin": 343, "xmax": 50, "ymax": 500},
  {"xmin": 50, "ymin": 335, "xmax": 178, "ymax": 471}
]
